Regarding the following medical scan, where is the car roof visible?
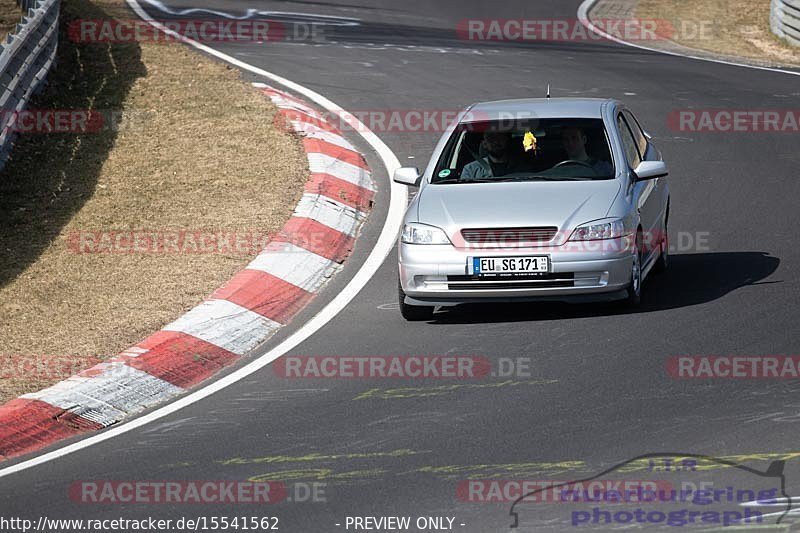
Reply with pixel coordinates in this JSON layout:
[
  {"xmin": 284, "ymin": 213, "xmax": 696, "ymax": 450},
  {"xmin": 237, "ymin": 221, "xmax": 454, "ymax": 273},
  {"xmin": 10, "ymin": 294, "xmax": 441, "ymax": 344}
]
[{"xmin": 464, "ymin": 98, "xmax": 617, "ymax": 121}]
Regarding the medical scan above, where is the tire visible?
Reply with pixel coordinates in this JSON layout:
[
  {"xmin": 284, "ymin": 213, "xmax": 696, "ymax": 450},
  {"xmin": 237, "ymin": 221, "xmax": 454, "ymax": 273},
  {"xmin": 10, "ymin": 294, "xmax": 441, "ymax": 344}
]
[
  {"xmin": 398, "ymin": 279, "xmax": 434, "ymax": 321},
  {"xmin": 623, "ymin": 231, "xmax": 643, "ymax": 308},
  {"xmin": 652, "ymin": 210, "xmax": 669, "ymax": 275}
]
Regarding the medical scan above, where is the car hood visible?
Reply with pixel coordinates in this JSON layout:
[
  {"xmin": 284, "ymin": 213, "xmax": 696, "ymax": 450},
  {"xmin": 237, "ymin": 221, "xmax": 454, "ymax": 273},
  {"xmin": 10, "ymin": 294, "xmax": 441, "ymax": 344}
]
[{"xmin": 416, "ymin": 180, "xmax": 621, "ymax": 246}]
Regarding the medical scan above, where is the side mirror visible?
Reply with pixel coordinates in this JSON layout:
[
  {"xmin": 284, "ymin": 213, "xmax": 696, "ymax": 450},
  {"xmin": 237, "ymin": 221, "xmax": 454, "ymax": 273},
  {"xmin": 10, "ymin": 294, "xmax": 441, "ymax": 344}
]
[
  {"xmin": 393, "ymin": 167, "xmax": 421, "ymax": 186},
  {"xmin": 634, "ymin": 160, "xmax": 668, "ymax": 181}
]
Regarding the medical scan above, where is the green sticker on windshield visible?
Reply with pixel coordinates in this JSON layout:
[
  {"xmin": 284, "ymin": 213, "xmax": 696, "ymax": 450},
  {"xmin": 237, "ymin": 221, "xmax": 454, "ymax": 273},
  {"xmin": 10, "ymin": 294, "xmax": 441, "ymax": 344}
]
[{"xmin": 438, "ymin": 169, "xmax": 451, "ymax": 178}]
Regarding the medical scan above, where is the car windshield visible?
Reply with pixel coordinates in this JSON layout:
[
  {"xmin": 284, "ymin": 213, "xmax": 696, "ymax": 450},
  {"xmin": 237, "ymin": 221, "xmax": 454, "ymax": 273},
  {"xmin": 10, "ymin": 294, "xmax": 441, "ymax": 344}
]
[{"xmin": 432, "ymin": 118, "xmax": 615, "ymax": 184}]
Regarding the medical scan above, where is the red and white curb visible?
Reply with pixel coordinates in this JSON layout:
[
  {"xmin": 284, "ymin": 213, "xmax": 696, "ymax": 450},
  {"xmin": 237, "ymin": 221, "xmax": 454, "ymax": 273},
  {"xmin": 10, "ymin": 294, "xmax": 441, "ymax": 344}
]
[{"xmin": 0, "ymin": 84, "xmax": 375, "ymax": 462}]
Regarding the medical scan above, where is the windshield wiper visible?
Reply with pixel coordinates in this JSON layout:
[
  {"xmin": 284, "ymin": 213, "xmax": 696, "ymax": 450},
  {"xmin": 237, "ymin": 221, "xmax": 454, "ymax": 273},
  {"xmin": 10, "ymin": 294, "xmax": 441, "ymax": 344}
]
[
  {"xmin": 434, "ymin": 176, "xmax": 603, "ymax": 184},
  {"xmin": 433, "ymin": 178, "xmax": 496, "ymax": 184},
  {"xmin": 499, "ymin": 175, "xmax": 595, "ymax": 182}
]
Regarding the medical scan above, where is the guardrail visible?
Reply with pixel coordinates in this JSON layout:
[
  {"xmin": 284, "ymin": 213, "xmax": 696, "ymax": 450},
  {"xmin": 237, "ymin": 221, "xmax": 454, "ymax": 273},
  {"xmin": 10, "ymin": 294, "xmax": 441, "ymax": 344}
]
[
  {"xmin": 771, "ymin": 0, "xmax": 800, "ymax": 47},
  {"xmin": 0, "ymin": 0, "xmax": 60, "ymax": 172}
]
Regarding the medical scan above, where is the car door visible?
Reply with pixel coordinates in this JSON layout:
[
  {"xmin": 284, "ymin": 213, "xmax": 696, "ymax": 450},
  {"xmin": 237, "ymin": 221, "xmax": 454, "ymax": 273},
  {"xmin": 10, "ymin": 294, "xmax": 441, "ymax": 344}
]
[
  {"xmin": 624, "ymin": 109, "xmax": 668, "ymax": 261},
  {"xmin": 617, "ymin": 111, "xmax": 661, "ymax": 265}
]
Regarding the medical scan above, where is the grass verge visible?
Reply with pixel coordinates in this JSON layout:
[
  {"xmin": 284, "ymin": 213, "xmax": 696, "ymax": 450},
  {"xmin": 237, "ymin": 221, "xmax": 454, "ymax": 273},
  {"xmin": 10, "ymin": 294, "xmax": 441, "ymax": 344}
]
[
  {"xmin": 0, "ymin": 0, "xmax": 308, "ymax": 403},
  {"xmin": 636, "ymin": 0, "xmax": 800, "ymax": 67},
  {"xmin": 0, "ymin": 0, "xmax": 22, "ymax": 41}
]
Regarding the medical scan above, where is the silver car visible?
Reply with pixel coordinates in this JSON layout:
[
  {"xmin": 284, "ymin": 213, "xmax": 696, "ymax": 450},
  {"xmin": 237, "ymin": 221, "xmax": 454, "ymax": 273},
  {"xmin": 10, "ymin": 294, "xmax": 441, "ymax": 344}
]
[{"xmin": 395, "ymin": 98, "xmax": 670, "ymax": 320}]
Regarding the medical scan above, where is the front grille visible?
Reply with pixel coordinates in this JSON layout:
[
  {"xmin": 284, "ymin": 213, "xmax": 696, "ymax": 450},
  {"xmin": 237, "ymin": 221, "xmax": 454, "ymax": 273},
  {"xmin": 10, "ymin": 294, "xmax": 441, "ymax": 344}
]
[
  {"xmin": 446, "ymin": 273, "xmax": 574, "ymax": 291},
  {"xmin": 460, "ymin": 227, "xmax": 558, "ymax": 246}
]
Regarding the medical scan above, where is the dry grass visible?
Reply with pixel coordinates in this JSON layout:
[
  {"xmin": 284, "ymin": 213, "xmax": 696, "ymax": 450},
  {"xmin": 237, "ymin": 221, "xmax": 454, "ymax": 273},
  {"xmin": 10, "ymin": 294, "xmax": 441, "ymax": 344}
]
[
  {"xmin": 0, "ymin": 0, "xmax": 308, "ymax": 402},
  {"xmin": 636, "ymin": 0, "xmax": 800, "ymax": 66},
  {"xmin": 0, "ymin": 0, "xmax": 22, "ymax": 41}
]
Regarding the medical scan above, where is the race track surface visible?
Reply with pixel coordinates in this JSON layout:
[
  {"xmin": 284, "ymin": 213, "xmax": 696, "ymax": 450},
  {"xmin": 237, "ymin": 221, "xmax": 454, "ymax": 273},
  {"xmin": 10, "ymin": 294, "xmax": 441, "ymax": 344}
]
[{"xmin": 2, "ymin": 1, "xmax": 799, "ymax": 531}]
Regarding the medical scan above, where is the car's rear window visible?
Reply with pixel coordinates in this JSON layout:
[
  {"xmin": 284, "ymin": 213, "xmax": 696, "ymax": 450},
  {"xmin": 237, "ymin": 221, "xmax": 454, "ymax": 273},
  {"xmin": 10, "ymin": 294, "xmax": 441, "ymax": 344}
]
[{"xmin": 433, "ymin": 118, "xmax": 615, "ymax": 183}]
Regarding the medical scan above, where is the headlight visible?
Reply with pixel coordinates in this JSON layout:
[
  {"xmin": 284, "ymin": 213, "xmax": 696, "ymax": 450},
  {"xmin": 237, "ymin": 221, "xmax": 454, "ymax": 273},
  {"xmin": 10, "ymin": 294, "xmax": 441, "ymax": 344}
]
[
  {"xmin": 401, "ymin": 223, "xmax": 451, "ymax": 245},
  {"xmin": 569, "ymin": 217, "xmax": 633, "ymax": 241}
]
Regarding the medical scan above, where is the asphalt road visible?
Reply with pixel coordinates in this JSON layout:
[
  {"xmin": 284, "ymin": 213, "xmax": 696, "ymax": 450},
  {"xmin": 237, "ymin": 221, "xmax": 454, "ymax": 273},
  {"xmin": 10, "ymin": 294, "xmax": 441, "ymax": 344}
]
[{"xmin": 2, "ymin": 1, "xmax": 800, "ymax": 531}]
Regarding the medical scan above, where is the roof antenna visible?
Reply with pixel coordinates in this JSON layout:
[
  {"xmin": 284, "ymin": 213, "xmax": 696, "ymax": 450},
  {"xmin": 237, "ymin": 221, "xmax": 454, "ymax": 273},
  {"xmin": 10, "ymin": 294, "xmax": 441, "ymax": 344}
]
[{"xmin": 546, "ymin": 84, "xmax": 551, "ymax": 99}]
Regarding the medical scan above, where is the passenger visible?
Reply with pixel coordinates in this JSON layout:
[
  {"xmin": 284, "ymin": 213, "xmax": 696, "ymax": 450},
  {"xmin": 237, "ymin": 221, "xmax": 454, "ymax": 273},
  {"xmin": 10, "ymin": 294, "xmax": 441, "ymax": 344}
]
[
  {"xmin": 461, "ymin": 131, "xmax": 518, "ymax": 180},
  {"xmin": 560, "ymin": 127, "xmax": 614, "ymax": 175}
]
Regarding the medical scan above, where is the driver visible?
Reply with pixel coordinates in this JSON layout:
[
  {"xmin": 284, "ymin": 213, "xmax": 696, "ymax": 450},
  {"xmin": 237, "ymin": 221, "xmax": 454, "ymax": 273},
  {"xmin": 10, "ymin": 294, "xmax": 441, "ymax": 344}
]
[
  {"xmin": 461, "ymin": 131, "xmax": 519, "ymax": 180},
  {"xmin": 560, "ymin": 127, "xmax": 613, "ymax": 175}
]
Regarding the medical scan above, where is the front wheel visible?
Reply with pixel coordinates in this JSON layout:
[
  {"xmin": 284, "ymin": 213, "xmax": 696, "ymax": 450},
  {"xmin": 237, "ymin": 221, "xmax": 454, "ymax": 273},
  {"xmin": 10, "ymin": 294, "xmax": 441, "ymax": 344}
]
[
  {"xmin": 652, "ymin": 212, "xmax": 669, "ymax": 275},
  {"xmin": 622, "ymin": 232, "xmax": 643, "ymax": 308},
  {"xmin": 398, "ymin": 279, "xmax": 434, "ymax": 321}
]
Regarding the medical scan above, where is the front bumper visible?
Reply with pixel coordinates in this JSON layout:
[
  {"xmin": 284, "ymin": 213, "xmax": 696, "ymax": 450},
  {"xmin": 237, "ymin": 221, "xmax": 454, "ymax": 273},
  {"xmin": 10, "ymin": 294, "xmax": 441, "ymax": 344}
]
[{"xmin": 398, "ymin": 239, "xmax": 634, "ymax": 305}]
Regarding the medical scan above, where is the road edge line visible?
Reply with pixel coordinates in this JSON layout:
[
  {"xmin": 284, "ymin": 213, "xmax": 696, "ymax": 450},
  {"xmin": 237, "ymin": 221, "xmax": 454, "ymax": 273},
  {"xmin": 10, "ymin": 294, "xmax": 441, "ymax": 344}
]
[
  {"xmin": 577, "ymin": 0, "xmax": 800, "ymax": 77},
  {"xmin": 0, "ymin": 0, "xmax": 406, "ymax": 479}
]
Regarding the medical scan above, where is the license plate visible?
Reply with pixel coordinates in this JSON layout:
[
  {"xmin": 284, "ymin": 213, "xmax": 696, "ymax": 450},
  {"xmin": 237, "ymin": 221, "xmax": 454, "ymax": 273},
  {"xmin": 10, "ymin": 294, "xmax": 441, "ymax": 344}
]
[{"xmin": 470, "ymin": 256, "xmax": 549, "ymax": 275}]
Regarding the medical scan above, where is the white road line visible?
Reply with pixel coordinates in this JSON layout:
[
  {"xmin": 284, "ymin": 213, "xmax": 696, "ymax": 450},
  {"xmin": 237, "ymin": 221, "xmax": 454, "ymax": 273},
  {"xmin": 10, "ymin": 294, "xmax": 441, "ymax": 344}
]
[
  {"xmin": 577, "ymin": 0, "xmax": 800, "ymax": 77},
  {"xmin": 0, "ymin": 0, "xmax": 406, "ymax": 479}
]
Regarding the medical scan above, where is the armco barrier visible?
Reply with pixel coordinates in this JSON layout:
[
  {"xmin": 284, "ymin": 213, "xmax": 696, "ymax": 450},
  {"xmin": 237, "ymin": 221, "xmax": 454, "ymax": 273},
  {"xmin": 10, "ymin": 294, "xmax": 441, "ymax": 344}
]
[
  {"xmin": 771, "ymin": 0, "xmax": 800, "ymax": 47},
  {"xmin": 0, "ymin": 0, "xmax": 60, "ymax": 171}
]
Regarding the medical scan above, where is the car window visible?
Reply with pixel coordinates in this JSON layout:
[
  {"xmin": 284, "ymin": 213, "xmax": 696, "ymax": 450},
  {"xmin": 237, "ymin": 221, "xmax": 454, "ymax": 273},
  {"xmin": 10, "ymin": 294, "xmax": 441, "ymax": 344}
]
[
  {"xmin": 622, "ymin": 110, "xmax": 648, "ymax": 157},
  {"xmin": 432, "ymin": 118, "xmax": 615, "ymax": 183},
  {"xmin": 617, "ymin": 114, "xmax": 642, "ymax": 168}
]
